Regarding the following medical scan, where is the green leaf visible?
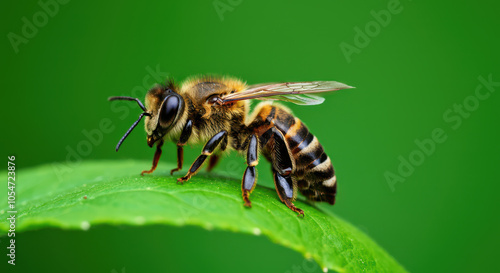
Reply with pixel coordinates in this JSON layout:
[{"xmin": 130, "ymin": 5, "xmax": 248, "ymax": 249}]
[{"xmin": 0, "ymin": 160, "xmax": 407, "ymax": 273}]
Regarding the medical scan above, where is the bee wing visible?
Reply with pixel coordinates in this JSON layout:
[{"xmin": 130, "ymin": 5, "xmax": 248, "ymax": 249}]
[{"xmin": 221, "ymin": 81, "xmax": 354, "ymax": 105}]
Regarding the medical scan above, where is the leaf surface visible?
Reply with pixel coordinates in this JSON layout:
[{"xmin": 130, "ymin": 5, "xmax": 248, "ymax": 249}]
[{"xmin": 0, "ymin": 160, "xmax": 407, "ymax": 273}]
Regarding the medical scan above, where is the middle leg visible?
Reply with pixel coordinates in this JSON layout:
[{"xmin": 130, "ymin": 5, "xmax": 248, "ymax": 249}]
[
  {"xmin": 242, "ymin": 134, "xmax": 259, "ymax": 207},
  {"xmin": 177, "ymin": 130, "xmax": 227, "ymax": 183},
  {"xmin": 206, "ymin": 134, "xmax": 228, "ymax": 172}
]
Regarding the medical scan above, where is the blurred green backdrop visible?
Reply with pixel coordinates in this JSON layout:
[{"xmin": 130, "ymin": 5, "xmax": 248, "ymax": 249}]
[{"xmin": 1, "ymin": 0, "xmax": 499, "ymax": 272}]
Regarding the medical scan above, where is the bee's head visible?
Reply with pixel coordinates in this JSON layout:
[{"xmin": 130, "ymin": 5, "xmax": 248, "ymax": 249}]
[
  {"xmin": 108, "ymin": 80, "xmax": 185, "ymax": 151},
  {"xmin": 144, "ymin": 83, "xmax": 185, "ymax": 147}
]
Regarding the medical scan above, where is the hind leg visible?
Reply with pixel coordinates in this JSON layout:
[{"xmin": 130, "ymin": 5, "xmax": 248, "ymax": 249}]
[
  {"xmin": 262, "ymin": 127, "xmax": 304, "ymax": 216},
  {"xmin": 273, "ymin": 170, "xmax": 304, "ymax": 216}
]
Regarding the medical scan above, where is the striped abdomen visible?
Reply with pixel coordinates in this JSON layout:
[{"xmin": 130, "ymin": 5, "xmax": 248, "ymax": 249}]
[{"xmin": 250, "ymin": 104, "xmax": 337, "ymax": 205}]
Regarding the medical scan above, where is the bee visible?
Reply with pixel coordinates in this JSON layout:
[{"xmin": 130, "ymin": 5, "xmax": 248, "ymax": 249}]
[{"xmin": 109, "ymin": 76, "xmax": 353, "ymax": 216}]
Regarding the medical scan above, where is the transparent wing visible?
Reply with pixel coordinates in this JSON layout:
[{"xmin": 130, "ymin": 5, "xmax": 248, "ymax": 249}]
[{"xmin": 221, "ymin": 81, "xmax": 354, "ymax": 105}]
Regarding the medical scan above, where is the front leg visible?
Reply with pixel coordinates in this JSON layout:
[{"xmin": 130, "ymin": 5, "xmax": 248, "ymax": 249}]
[
  {"xmin": 170, "ymin": 146, "xmax": 184, "ymax": 175},
  {"xmin": 170, "ymin": 120, "xmax": 193, "ymax": 175},
  {"xmin": 177, "ymin": 130, "xmax": 227, "ymax": 184},
  {"xmin": 141, "ymin": 140, "xmax": 164, "ymax": 175}
]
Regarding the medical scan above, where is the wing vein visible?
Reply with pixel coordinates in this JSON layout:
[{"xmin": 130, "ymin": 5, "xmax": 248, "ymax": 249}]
[{"xmin": 221, "ymin": 81, "xmax": 353, "ymax": 105}]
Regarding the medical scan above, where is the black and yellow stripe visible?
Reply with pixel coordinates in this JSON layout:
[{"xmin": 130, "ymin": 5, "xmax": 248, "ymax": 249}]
[{"xmin": 250, "ymin": 104, "xmax": 337, "ymax": 205}]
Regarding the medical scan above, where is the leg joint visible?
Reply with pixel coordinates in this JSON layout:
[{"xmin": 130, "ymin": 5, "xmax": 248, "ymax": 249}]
[{"xmin": 202, "ymin": 131, "xmax": 227, "ymax": 154}]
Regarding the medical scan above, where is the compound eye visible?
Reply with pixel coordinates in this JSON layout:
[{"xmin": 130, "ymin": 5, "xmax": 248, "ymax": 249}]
[{"xmin": 159, "ymin": 95, "xmax": 180, "ymax": 128}]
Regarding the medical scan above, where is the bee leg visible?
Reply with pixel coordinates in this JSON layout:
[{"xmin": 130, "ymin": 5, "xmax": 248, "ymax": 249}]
[
  {"xmin": 170, "ymin": 120, "xmax": 193, "ymax": 175},
  {"xmin": 242, "ymin": 134, "xmax": 259, "ymax": 207},
  {"xmin": 273, "ymin": 171, "xmax": 304, "ymax": 217},
  {"xmin": 206, "ymin": 154, "xmax": 220, "ymax": 172},
  {"xmin": 264, "ymin": 127, "xmax": 304, "ymax": 216},
  {"xmin": 170, "ymin": 145, "xmax": 184, "ymax": 175},
  {"xmin": 207, "ymin": 135, "xmax": 227, "ymax": 172},
  {"xmin": 177, "ymin": 131, "xmax": 227, "ymax": 184},
  {"xmin": 141, "ymin": 140, "xmax": 164, "ymax": 176}
]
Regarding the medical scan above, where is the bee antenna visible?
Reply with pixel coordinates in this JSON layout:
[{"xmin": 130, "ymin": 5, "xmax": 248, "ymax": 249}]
[
  {"xmin": 115, "ymin": 112, "xmax": 151, "ymax": 152},
  {"xmin": 108, "ymin": 96, "xmax": 147, "ymax": 111}
]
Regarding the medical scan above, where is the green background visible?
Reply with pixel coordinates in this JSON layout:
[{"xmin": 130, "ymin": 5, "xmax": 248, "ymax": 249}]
[{"xmin": 1, "ymin": 0, "xmax": 499, "ymax": 272}]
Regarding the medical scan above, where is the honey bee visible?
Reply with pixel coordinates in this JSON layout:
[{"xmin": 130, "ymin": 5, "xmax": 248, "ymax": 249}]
[{"xmin": 109, "ymin": 76, "xmax": 353, "ymax": 216}]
